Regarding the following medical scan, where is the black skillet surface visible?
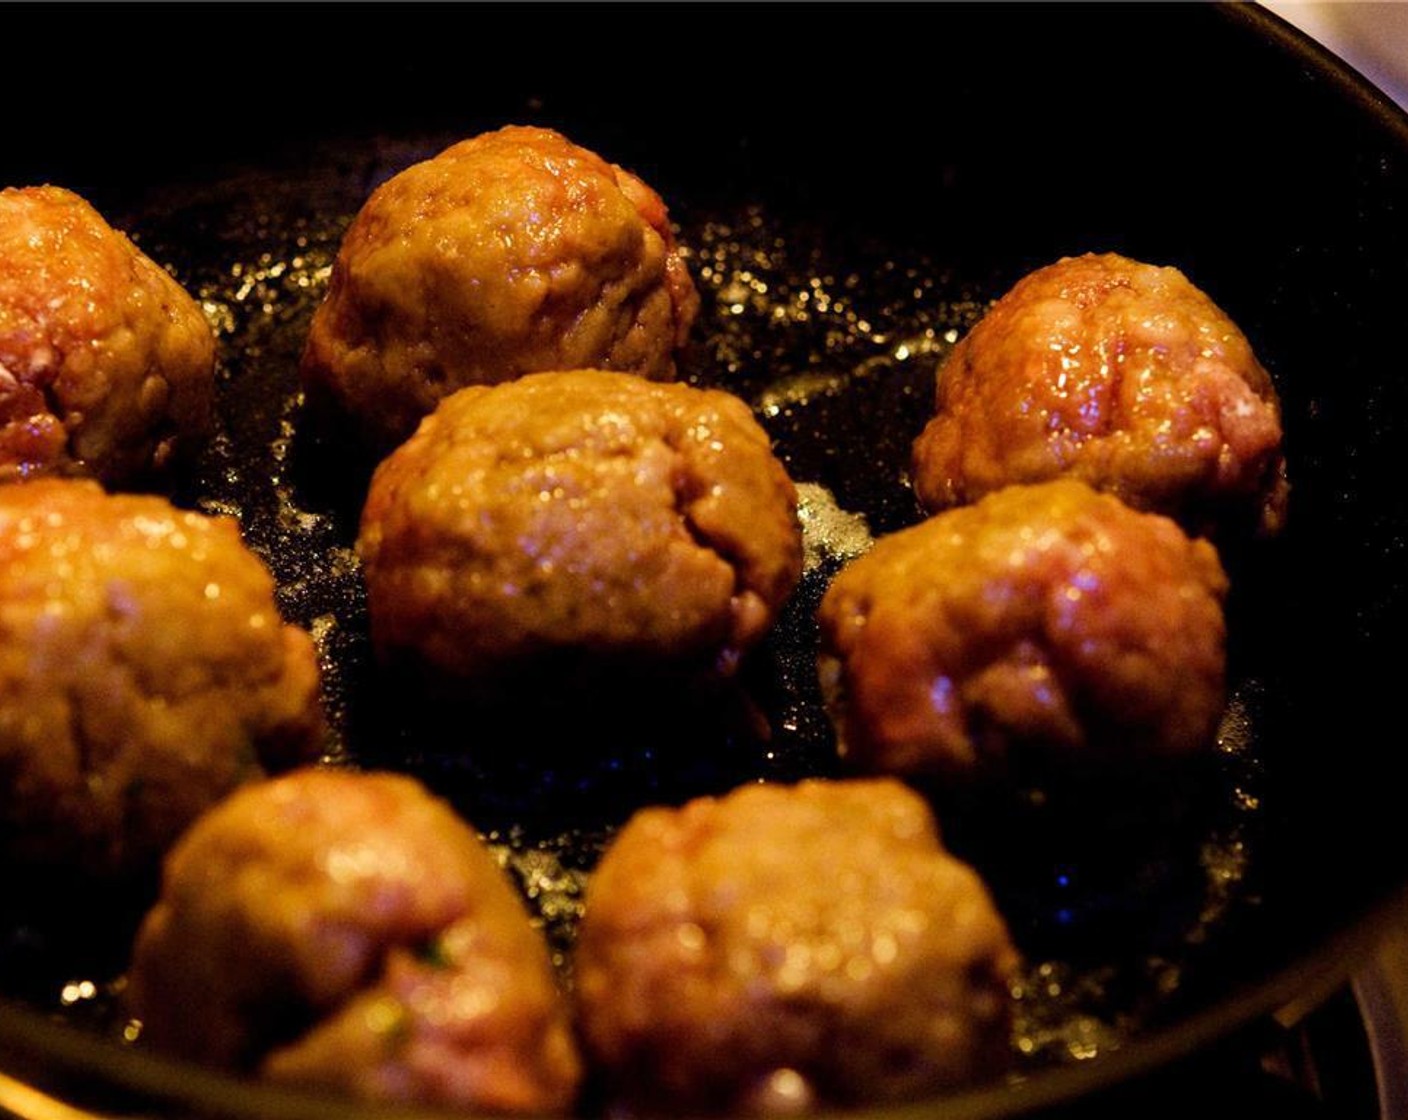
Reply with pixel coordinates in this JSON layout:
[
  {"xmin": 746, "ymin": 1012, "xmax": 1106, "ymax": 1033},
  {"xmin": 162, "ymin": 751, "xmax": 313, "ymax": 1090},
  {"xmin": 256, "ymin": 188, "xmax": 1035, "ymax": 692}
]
[{"xmin": 4, "ymin": 4, "xmax": 1408, "ymax": 1117}]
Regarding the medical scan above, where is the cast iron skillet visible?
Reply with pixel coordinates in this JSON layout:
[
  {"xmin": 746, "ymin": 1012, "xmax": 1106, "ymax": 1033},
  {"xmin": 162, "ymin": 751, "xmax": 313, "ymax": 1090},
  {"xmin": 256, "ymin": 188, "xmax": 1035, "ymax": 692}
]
[{"xmin": 3, "ymin": 4, "xmax": 1408, "ymax": 1117}]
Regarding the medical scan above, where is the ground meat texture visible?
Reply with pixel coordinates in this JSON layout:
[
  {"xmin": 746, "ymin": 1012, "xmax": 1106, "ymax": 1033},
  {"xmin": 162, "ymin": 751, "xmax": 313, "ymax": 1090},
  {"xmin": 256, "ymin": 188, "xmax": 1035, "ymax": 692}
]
[
  {"xmin": 911, "ymin": 253, "xmax": 1288, "ymax": 537},
  {"xmin": 301, "ymin": 125, "xmax": 700, "ymax": 448},
  {"xmin": 358, "ymin": 369, "xmax": 802, "ymax": 685},
  {"xmin": 127, "ymin": 768, "xmax": 581, "ymax": 1114},
  {"xmin": 0, "ymin": 481, "xmax": 322, "ymax": 880},
  {"xmin": 817, "ymin": 480, "xmax": 1229, "ymax": 783},
  {"xmin": 0, "ymin": 185, "xmax": 214, "ymax": 485},
  {"xmin": 574, "ymin": 778, "xmax": 1020, "ymax": 1114}
]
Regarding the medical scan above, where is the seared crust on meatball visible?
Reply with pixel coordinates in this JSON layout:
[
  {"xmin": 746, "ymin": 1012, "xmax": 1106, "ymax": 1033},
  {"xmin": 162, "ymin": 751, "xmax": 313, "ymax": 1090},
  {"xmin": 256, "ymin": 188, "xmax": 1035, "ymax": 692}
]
[
  {"xmin": 0, "ymin": 185, "xmax": 215, "ymax": 485},
  {"xmin": 358, "ymin": 369, "xmax": 802, "ymax": 684},
  {"xmin": 0, "ymin": 480, "xmax": 322, "ymax": 879},
  {"xmin": 574, "ymin": 778, "xmax": 1020, "ymax": 1114},
  {"xmin": 817, "ymin": 481, "xmax": 1229, "ymax": 782},
  {"xmin": 911, "ymin": 253, "xmax": 1287, "ymax": 536},
  {"xmin": 127, "ymin": 769, "xmax": 581, "ymax": 1114},
  {"xmin": 302, "ymin": 125, "xmax": 700, "ymax": 447}
]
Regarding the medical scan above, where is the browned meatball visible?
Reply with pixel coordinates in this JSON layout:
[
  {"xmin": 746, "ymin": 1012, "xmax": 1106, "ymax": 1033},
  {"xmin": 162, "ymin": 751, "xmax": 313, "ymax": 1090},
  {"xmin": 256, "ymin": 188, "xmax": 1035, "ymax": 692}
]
[
  {"xmin": 0, "ymin": 185, "xmax": 215, "ymax": 485},
  {"xmin": 574, "ymin": 778, "xmax": 1020, "ymax": 1114},
  {"xmin": 127, "ymin": 768, "xmax": 581, "ymax": 1114},
  {"xmin": 817, "ymin": 480, "xmax": 1229, "ymax": 782},
  {"xmin": 301, "ymin": 125, "xmax": 700, "ymax": 447},
  {"xmin": 358, "ymin": 369, "xmax": 802, "ymax": 685},
  {"xmin": 911, "ymin": 253, "xmax": 1288, "ymax": 537},
  {"xmin": 0, "ymin": 480, "xmax": 323, "ymax": 879}
]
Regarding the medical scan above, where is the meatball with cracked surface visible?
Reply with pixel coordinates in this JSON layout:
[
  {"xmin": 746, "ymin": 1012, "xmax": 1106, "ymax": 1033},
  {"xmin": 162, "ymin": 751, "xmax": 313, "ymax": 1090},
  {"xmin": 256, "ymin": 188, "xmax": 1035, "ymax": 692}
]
[
  {"xmin": 0, "ymin": 479, "xmax": 323, "ymax": 880},
  {"xmin": 574, "ymin": 778, "xmax": 1020, "ymax": 1114},
  {"xmin": 358, "ymin": 369, "xmax": 802, "ymax": 687},
  {"xmin": 301, "ymin": 125, "xmax": 700, "ymax": 447},
  {"xmin": 911, "ymin": 253, "xmax": 1287, "ymax": 537},
  {"xmin": 127, "ymin": 768, "xmax": 582, "ymax": 1114},
  {"xmin": 0, "ymin": 185, "xmax": 215, "ymax": 485},
  {"xmin": 817, "ymin": 480, "xmax": 1229, "ymax": 783}
]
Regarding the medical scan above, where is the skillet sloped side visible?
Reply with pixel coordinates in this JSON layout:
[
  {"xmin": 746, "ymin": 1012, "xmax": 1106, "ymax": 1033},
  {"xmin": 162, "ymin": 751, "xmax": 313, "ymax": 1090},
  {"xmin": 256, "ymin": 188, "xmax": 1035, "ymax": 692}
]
[{"xmin": 4, "ymin": 4, "xmax": 1408, "ymax": 1118}]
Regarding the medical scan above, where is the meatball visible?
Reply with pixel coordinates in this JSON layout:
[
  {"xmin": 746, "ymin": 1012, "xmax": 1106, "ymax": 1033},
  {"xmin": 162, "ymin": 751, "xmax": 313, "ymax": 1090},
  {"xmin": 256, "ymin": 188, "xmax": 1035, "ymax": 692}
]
[
  {"xmin": 817, "ymin": 480, "xmax": 1229, "ymax": 783},
  {"xmin": 574, "ymin": 778, "xmax": 1020, "ymax": 1114},
  {"xmin": 358, "ymin": 369, "xmax": 802, "ymax": 686},
  {"xmin": 301, "ymin": 125, "xmax": 700, "ymax": 447},
  {"xmin": 0, "ymin": 479, "xmax": 323, "ymax": 879},
  {"xmin": 911, "ymin": 253, "xmax": 1288, "ymax": 537},
  {"xmin": 127, "ymin": 768, "xmax": 582, "ymax": 1114},
  {"xmin": 0, "ymin": 185, "xmax": 215, "ymax": 485}
]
